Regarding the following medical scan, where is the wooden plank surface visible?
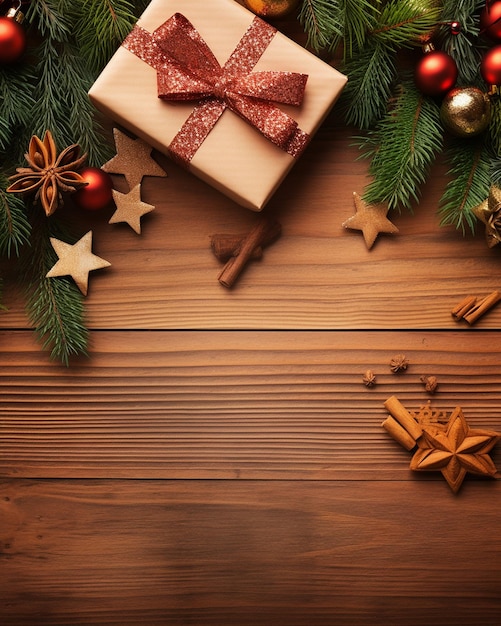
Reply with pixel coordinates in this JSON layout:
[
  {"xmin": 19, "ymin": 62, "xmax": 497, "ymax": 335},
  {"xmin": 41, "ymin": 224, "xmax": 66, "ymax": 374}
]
[
  {"xmin": 1, "ymin": 329, "xmax": 500, "ymax": 482},
  {"xmin": 2, "ymin": 479, "xmax": 501, "ymax": 626}
]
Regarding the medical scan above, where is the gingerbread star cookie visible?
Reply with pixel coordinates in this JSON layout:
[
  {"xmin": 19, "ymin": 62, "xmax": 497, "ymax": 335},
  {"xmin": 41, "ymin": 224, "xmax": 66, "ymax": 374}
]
[{"xmin": 343, "ymin": 192, "xmax": 398, "ymax": 249}]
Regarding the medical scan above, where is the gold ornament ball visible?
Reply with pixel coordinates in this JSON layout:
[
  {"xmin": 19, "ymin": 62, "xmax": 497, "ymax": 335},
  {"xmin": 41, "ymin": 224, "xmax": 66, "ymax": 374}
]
[
  {"xmin": 440, "ymin": 87, "xmax": 491, "ymax": 137},
  {"xmin": 243, "ymin": 0, "xmax": 299, "ymax": 19}
]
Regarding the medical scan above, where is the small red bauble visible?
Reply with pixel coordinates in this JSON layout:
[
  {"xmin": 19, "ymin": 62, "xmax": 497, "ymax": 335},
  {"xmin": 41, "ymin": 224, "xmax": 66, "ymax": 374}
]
[
  {"xmin": 0, "ymin": 16, "xmax": 26, "ymax": 64},
  {"xmin": 480, "ymin": 1, "xmax": 501, "ymax": 42},
  {"xmin": 72, "ymin": 167, "xmax": 114, "ymax": 211},
  {"xmin": 414, "ymin": 50, "xmax": 458, "ymax": 97},
  {"xmin": 481, "ymin": 45, "xmax": 501, "ymax": 85}
]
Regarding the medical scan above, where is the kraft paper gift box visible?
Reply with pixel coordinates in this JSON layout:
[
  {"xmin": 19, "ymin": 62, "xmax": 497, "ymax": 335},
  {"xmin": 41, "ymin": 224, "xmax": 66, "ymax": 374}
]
[{"xmin": 89, "ymin": 0, "xmax": 347, "ymax": 211}]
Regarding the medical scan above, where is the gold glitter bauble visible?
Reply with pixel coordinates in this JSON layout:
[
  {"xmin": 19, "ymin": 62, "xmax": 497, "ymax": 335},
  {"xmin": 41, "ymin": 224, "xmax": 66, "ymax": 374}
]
[
  {"xmin": 243, "ymin": 0, "xmax": 299, "ymax": 19},
  {"xmin": 440, "ymin": 87, "xmax": 491, "ymax": 137}
]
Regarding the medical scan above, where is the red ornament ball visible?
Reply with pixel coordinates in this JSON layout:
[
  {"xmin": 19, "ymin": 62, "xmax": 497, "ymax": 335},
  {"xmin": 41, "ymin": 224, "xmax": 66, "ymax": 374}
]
[
  {"xmin": 481, "ymin": 45, "xmax": 501, "ymax": 85},
  {"xmin": 414, "ymin": 50, "xmax": 458, "ymax": 97},
  {"xmin": 480, "ymin": 2, "xmax": 501, "ymax": 42},
  {"xmin": 72, "ymin": 167, "xmax": 114, "ymax": 211},
  {"xmin": 0, "ymin": 16, "xmax": 26, "ymax": 64}
]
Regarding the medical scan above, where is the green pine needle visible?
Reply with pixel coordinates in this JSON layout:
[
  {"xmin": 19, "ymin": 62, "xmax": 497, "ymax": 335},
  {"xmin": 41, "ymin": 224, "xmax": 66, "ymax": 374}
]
[
  {"xmin": 342, "ymin": 42, "xmax": 397, "ymax": 129},
  {"xmin": 370, "ymin": 1, "xmax": 442, "ymax": 51},
  {"xmin": 22, "ymin": 215, "xmax": 88, "ymax": 366},
  {"xmin": 439, "ymin": 139, "xmax": 491, "ymax": 234},
  {"xmin": 298, "ymin": 0, "xmax": 343, "ymax": 54},
  {"xmin": 359, "ymin": 80, "xmax": 443, "ymax": 211},
  {"xmin": 74, "ymin": 0, "xmax": 138, "ymax": 73},
  {"xmin": 0, "ymin": 173, "xmax": 31, "ymax": 258}
]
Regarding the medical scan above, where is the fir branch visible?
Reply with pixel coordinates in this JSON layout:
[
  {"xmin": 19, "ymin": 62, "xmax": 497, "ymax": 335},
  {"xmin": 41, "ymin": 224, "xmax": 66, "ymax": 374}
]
[
  {"xmin": 332, "ymin": 0, "xmax": 379, "ymax": 60},
  {"xmin": 21, "ymin": 214, "xmax": 88, "ymax": 366},
  {"xmin": 487, "ymin": 96, "xmax": 501, "ymax": 159},
  {"xmin": 25, "ymin": 0, "xmax": 76, "ymax": 41},
  {"xmin": 370, "ymin": 1, "xmax": 442, "ymax": 51},
  {"xmin": 0, "ymin": 173, "xmax": 31, "ymax": 258},
  {"xmin": 440, "ymin": 0, "xmax": 485, "ymax": 85},
  {"xmin": 359, "ymin": 80, "xmax": 443, "ymax": 211},
  {"xmin": 298, "ymin": 0, "xmax": 343, "ymax": 54},
  {"xmin": 0, "ymin": 65, "xmax": 37, "ymax": 159},
  {"xmin": 439, "ymin": 139, "xmax": 491, "ymax": 233},
  {"xmin": 341, "ymin": 42, "xmax": 397, "ymax": 129},
  {"xmin": 74, "ymin": 0, "xmax": 138, "ymax": 73}
]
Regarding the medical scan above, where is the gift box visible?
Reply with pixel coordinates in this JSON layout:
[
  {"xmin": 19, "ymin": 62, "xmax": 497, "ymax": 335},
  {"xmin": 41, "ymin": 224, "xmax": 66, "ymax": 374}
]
[{"xmin": 89, "ymin": 0, "xmax": 347, "ymax": 211}]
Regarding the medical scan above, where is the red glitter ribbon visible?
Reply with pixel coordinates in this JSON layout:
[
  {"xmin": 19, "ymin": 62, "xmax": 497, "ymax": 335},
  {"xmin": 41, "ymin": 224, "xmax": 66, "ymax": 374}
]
[{"xmin": 123, "ymin": 12, "xmax": 310, "ymax": 165}]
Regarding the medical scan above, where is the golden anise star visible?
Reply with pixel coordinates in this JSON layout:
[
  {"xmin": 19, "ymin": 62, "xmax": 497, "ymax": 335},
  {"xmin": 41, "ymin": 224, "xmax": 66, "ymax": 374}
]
[
  {"xmin": 410, "ymin": 406, "xmax": 500, "ymax": 494},
  {"xmin": 7, "ymin": 130, "xmax": 87, "ymax": 217}
]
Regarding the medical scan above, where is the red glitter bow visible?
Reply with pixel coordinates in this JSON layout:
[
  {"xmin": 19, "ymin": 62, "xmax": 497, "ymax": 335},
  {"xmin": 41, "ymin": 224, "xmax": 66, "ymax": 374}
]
[{"xmin": 123, "ymin": 13, "xmax": 309, "ymax": 165}]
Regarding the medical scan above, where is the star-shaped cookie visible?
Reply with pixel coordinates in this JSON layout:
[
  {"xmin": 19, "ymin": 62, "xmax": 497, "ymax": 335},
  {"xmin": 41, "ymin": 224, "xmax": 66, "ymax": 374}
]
[
  {"xmin": 342, "ymin": 192, "xmax": 399, "ymax": 249},
  {"xmin": 102, "ymin": 128, "xmax": 167, "ymax": 189},
  {"xmin": 109, "ymin": 185, "xmax": 155, "ymax": 234},
  {"xmin": 410, "ymin": 406, "xmax": 500, "ymax": 493},
  {"xmin": 46, "ymin": 231, "xmax": 111, "ymax": 296}
]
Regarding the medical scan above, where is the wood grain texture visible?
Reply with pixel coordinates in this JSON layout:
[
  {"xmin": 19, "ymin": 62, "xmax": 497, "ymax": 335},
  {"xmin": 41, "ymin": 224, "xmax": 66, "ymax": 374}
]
[
  {"xmin": 1, "ymin": 329, "xmax": 500, "ymax": 483},
  {"xmin": 2, "ymin": 479, "xmax": 501, "ymax": 626},
  {"xmin": 1, "ymin": 121, "xmax": 501, "ymax": 331}
]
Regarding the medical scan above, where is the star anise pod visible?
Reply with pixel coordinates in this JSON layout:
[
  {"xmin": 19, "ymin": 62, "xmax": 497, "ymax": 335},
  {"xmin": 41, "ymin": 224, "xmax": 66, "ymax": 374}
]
[{"xmin": 7, "ymin": 130, "xmax": 88, "ymax": 216}]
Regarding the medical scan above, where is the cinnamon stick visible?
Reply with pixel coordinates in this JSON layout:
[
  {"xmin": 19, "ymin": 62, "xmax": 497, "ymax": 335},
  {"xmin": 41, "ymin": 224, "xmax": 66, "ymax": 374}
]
[
  {"xmin": 463, "ymin": 290, "xmax": 501, "ymax": 324},
  {"xmin": 211, "ymin": 234, "xmax": 263, "ymax": 261},
  {"xmin": 381, "ymin": 416, "xmax": 417, "ymax": 451},
  {"xmin": 383, "ymin": 395, "xmax": 423, "ymax": 441},
  {"xmin": 217, "ymin": 217, "xmax": 281, "ymax": 288},
  {"xmin": 451, "ymin": 295, "xmax": 478, "ymax": 321}
]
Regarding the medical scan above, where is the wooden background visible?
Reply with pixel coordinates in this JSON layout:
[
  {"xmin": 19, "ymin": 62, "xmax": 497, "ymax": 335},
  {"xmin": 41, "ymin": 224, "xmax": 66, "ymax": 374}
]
[{"xmin": 1, "ymin": 3, "xmax": 501, "ymax": 625}]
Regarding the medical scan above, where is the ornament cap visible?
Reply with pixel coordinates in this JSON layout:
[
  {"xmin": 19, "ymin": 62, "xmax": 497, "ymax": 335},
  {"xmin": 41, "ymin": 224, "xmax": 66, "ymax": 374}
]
[{"xmin": 6, "ymin": 3, "xmax": 24, "ymax": 24}]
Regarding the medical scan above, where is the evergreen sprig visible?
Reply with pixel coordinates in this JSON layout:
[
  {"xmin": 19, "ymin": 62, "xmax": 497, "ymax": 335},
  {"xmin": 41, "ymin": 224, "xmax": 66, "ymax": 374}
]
[
  {"xmin": 439, "ymin": 139, "xmax": 491, "ymax": 233},
  {"xmin": 21, "ymin": 215, "xmax": 88, "ymax": 366},
  {"xmin": 298, "ymin": 0, "xmax": 343, "ymax": 54},
  {"xmin": 0, "ymin": 174, "xmax": 31, "ymax": 258},
  {"xmin": 74, "ymin": 0, "xmax": 138, "ymax": 73},
  {"xmin": 342, "ymin": 42, "xmax": 397, "ymax": 129},
  {"xmin": 359, "ymin": 79, "xmax": 443, "ymax": 211},
  {"xmin": 370, "ymin": 1, "xmax": 442, "ymax": 51}
]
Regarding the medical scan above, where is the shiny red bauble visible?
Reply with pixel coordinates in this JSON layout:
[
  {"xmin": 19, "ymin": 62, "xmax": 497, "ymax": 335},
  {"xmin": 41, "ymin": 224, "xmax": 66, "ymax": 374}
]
[
  {"xmin": 72, "ymin": 167, "xmax": 114, "ymax": 211},
  {"xmin": 0, "ymin": 16, "xmax": 26, "ymax": 64},
  {"xmin": 480, "ymin": 1, "xmax": 501, "ymax": 42},
  {"xmin": 414, "ymin": 50, "xmax": 458, "ymax": 97},
  {"xmin": 481, "ymin": 45, "xmax": 501, "ymax": 85}
]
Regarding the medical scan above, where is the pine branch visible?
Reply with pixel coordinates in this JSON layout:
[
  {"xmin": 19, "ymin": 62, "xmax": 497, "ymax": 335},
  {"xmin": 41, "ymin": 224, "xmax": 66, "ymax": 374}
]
[
  {"xmin": 359, "ymin": 80, "xmax": 443, "ymax": 211},
  {"xmin": 298, "ymin": 0, "xmax": 343, "ymax": 54},
  {"xmin": 21, "ymin": 213, "xmax": 88, "ymax": 366},
  {"xmin": 439, "ymin": 138, "xmax": 491, "ymax": 234},
  {"xmin": 74, "ymin": 0, "xmax": 138, "ymax": 73},
  {"xmin": 0, "ymin": 173, "xmax": 31, "ymax": 258},
  {"xmin": 0, "ymin": 64, "xmax": 37, "ymax": 159},
  {"xmin": 370, "ymin": 1, "xmax": 442, "ymax": 51},
  {"xmin": 25, "ymin": 0, "xmax": 76, "ymax": 41},
  {"xmin": 341, "ymin": 42, "xmax": 397, "ymax": 129},
  {"xmin": 440, "ymin": 0, "xmax": 485, "ymax": 85},
  {"xmin": 327, "ymin": 0, "xmax": 378, "ymax": 60}
]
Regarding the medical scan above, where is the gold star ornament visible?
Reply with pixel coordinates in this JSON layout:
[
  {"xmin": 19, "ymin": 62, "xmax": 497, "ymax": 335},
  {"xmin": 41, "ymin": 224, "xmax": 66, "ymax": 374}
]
[
  {"xmin": 410, "ymin": 406, "xmax": 500, "ymax": 494},
  {"xmin": 46, "ymin": 231, "xmax": 111, "ymax": 296},
  {"xmin": 342, "ymin": 192, "xmax": 399, "ymax": 249},
  {"xmin": 102, "ymin": 128, "xmax": 167, "ymax": 190},
  {"xmin": 109, "ymin": 185, "xmax": 155, "ymax": 234},
  {"xmin": 472, "ymin": 185, "xmax": 501, "ymax": 248}
]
